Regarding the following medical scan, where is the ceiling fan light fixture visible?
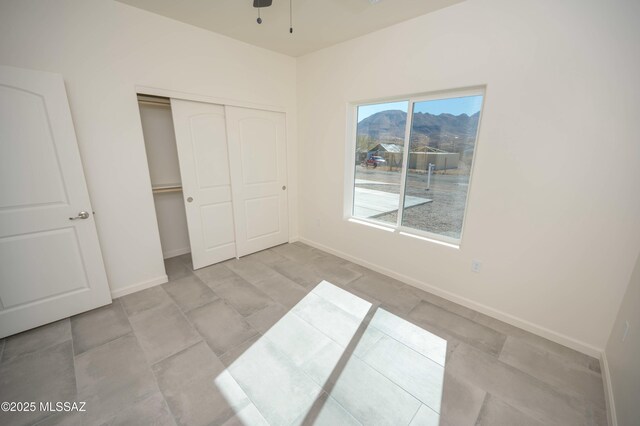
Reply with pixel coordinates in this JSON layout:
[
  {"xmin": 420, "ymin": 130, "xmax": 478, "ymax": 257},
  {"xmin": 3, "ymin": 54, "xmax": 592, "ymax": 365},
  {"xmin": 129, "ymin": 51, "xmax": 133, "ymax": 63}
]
[
  {"xmin": 289, "ymin": 0, "xmax": 293, "ymax": 33},
  {"xmin": 251, "ymin": 0, "xmax": 294, "ymax": 35}
]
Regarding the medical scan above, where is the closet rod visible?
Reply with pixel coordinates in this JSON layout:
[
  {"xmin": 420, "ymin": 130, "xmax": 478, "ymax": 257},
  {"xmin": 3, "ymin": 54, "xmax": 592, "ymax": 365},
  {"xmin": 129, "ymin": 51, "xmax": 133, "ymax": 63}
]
[
  {"xmin": 153, "ymin": 187, "xmax": 182, "ymax": 194},
  {"xmin": 152, "ymin": 185, "xmax": 182, "ymax": 194}
]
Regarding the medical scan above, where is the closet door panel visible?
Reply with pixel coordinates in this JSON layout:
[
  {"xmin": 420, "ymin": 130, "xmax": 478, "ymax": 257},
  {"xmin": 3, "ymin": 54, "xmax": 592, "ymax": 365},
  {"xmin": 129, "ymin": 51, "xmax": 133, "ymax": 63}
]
[
  {"xmin": 239, "ymin": 118, "xmax": 278, "ymax": 184},
  {"xmin": 226, "ymin": 106, "xmax": 289, "ymax": 257},
  {"xmin": 201, "ymin": 202, "xmax": 235, "ymax": 249},
  {"xmin": 171, "ymin": 99, "xmax": 236, "ymax": 269},
  {"xmin": 190, "ymin": 113, "xmax": 231, "ymax": 188},
  {"xmin": 245, "ymin": 196, "xmax": 280, "ymax": 240}
]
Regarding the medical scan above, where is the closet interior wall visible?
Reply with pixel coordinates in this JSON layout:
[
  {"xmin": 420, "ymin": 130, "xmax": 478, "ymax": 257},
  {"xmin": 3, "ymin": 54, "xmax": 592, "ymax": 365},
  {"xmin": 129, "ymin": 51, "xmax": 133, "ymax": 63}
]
[{"xmin": 137, "ymin": 95, "xmax": 191, "ymax": 260}]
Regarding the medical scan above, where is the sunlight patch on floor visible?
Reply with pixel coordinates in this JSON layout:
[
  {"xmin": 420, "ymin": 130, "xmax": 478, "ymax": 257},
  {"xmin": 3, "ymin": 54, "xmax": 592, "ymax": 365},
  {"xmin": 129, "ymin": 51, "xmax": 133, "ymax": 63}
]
[{"xmin": 214, "ymin": 280, "xmax": 447, "ymax": 425}]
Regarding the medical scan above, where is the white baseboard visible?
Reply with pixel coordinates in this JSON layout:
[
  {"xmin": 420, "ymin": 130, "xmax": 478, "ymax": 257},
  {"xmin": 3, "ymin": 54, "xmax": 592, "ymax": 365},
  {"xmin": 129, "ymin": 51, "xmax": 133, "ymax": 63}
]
[
  {"xmin": 299, "ymin": 237, "xmax": 603, "ymax": 358},
  {"xmin": 110, "ymin": 275, "xmax": 168, "ymax": 299},
  {"xmin": 600, "ymin": 352, "xmax": 618, "ymax": 426},
  {"xmin": 163, "ymin": 247, "xmax": 190, "ymax": 259}
]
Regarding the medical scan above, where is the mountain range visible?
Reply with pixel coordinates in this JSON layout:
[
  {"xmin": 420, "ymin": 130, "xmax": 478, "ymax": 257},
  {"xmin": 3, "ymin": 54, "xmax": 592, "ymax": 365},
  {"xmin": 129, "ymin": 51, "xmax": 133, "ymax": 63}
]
[{"xmin": 357, "ymin": 110, "xmax": 480, "ymax": 151}]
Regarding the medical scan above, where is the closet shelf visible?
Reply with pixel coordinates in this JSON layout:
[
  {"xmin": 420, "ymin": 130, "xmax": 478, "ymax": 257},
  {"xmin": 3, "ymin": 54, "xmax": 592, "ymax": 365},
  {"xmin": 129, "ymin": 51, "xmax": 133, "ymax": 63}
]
[{"xmin": 152, "ymin": 183, "xmax": 182, "ymax": 194}]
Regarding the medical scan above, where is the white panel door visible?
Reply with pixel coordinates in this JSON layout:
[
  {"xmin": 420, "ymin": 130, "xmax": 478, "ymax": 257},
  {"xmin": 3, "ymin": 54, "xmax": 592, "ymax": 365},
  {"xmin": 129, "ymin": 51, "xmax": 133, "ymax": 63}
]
[
  {"xmin": 225, "ymin": 106, "xmax": 289, "ymax": 257},
  {"xmin": 171, "ymin": 99, "xmax": 236, "ymax": 269},
  {"xmin": 0, "ymin": 66, "xmax": 111, "ymax": 338}
]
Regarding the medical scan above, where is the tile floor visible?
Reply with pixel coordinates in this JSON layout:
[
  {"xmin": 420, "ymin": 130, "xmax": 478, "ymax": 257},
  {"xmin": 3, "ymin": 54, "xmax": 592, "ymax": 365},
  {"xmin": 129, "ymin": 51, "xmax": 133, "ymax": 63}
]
[{"xmin": 0, "ymin": 242, "xmax": 607, "ymax": 425}]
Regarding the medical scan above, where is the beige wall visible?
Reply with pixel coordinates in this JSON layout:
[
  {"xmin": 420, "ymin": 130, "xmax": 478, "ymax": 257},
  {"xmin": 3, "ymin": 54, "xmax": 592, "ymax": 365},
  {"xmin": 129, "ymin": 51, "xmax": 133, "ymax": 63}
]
[
  {"xmin": 605, "ymin": 250, "xmax": 640, "ymax": 426},
  {"xmin": 297, "ymin": 0, "xmax": 640, "ymax": 354},
  {"xmin": 0, "ymin": 0, "xmax": 298, "ymax": 297}
]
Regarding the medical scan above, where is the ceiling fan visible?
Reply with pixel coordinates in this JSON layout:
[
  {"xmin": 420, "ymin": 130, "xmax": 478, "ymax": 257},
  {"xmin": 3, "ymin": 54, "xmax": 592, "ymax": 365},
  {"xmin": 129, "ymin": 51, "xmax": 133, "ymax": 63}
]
[{"xmin": 253, "ymin": 0, "xmax": 293, "ymax": 33}]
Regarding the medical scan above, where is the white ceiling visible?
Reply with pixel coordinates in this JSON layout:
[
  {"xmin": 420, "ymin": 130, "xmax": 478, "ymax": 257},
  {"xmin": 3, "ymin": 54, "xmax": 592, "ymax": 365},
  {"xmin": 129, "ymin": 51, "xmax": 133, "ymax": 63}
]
[{"xmin": 116, "ymin": 0, "xmax": 466, "ymax": 57}]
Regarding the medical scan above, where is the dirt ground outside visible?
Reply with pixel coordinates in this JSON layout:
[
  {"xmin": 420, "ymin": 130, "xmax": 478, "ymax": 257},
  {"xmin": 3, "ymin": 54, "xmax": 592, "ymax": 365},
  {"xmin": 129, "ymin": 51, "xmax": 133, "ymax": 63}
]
[{"xmin": 353, "ymin": 166, "xmax": 471, "ymax": 239}]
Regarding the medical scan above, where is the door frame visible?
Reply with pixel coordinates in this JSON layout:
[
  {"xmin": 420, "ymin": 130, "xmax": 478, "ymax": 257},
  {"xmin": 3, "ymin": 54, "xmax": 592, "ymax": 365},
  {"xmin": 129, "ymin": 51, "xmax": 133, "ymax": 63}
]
[{"xmin": 134, "ymin": 85, "xmax": 295, "ymax": 261}]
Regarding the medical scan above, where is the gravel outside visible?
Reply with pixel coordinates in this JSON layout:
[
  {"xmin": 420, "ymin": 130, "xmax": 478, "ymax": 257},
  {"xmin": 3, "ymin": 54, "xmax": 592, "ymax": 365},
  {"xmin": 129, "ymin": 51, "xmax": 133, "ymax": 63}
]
[{"xmin": 354, "ymin": 166, "xmax": 471, "ymax": 239}]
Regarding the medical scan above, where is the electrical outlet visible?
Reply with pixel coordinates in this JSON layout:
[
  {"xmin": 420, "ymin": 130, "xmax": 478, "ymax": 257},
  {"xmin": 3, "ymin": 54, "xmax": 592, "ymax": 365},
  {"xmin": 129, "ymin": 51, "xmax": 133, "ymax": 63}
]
[
  {"xmin": 622, "ymin": 321, "xmax": 630, "ymax": 342},
  {"xmin": 471, "ymin": 260, "xmax": 482, "ymax": 273}
]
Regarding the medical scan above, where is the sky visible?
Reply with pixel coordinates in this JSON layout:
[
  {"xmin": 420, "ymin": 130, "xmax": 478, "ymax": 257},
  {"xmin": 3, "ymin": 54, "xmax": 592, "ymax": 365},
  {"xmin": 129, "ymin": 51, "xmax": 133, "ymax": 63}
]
[{"xmin": 357, "ymin": 95, "xmax": 483, "ymax": 122}]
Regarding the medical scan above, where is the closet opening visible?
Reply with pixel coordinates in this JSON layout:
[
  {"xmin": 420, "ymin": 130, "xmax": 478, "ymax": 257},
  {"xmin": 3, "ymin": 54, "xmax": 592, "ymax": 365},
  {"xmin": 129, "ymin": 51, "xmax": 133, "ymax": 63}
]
[
  {"xmin": 137, "ymin": 94, "xmax": 192, "ymax": 267},
  {"xmin": 137, "ymin": 92, "xmax": 289, "ymax": 272}
]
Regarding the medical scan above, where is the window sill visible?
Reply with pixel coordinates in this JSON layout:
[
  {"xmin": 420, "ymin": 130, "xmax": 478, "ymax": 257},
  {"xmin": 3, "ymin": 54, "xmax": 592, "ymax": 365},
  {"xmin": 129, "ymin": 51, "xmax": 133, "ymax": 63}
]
[{"xmin": 347, "ymin": 217, "xmax": 460, "ymax": 249}]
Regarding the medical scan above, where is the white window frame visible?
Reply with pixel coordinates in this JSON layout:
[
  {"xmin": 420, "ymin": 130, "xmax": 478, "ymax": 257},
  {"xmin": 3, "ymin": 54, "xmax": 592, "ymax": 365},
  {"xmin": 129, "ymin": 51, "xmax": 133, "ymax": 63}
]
[{"xmin": 344, "ymin": 86, "xmax": 486, "ymax": 248}]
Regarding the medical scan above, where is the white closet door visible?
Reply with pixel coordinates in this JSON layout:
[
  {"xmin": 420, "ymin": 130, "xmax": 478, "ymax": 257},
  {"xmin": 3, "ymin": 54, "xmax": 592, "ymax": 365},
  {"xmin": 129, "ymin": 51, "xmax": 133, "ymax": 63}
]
[
  {"xmin": 171, "ymin": 99, "xmax": 236, "ymax": 269},
  {"xmin": 0, "ymin": 66, "xmax": 111, "ymax": 338},
  {"xmin": 225, "ymin": 106, "xmax": 289, "ymax": 257}
]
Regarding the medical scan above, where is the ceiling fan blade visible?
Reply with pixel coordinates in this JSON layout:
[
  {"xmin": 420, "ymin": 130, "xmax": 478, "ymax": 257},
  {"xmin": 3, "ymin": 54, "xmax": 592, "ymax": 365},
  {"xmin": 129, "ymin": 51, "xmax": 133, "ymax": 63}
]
[{"xmin": 253, "ymin": 0, "xmax": 273, "ymax": 7}]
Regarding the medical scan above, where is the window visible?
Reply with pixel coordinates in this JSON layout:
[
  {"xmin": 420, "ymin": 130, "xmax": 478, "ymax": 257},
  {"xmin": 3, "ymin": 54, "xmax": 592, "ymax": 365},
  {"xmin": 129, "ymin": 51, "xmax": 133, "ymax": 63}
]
[{"xmin": 351, "ymin": 89, "xmax": 484, "ymax": 244}]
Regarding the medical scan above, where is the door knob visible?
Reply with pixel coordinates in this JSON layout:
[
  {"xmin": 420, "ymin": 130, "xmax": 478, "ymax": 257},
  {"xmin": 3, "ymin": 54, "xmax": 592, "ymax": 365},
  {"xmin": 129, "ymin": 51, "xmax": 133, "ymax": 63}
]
[
  {"xmin": 282, "ymin": 186, "xmax": 286, "ymax": 190},
  {"xmin": 187, "ymin": 197, "xmax": 193, "ymax": 203},
  {"xmin": 69, "ymin": 211, "xmax": 90, "ymax": 220}
]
